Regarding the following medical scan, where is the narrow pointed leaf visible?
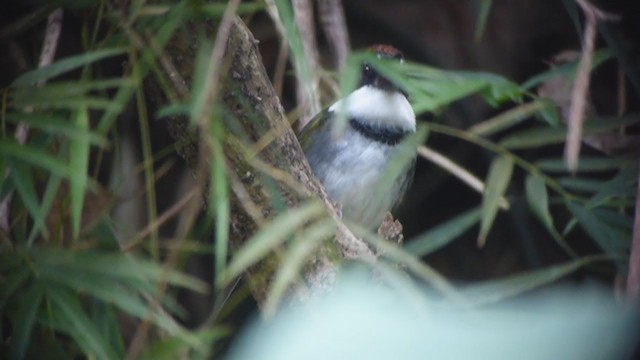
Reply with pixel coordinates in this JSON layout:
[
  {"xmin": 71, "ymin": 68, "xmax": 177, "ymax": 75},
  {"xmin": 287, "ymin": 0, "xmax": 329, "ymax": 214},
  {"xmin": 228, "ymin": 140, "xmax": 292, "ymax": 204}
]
[
  {"xmin": 69, "ymin": 106, "xmax": 90, "ymax": 238},
  {"xmin": 461, "ymin": 256, "xmax": 608, "ymax": 306},
  {"xmin": 13, "ymin": 47, "xmax": 127, "ymax": 86},
  {"xmin": 478, "ymin": 156, "xmax": 513, "ymax": 247},
  {"xmin": 265, "ymin": 219, "xmax": 336, "ymax": 315},
  {"xmin": 10, "ymin": 283, "xmax": 43, "ymax": 360},
  {"xmin": 525, "ymin": 174, "xmax": 554, "ymax": 230},
  {"xmin": 9, "ymin": 159, "xmax": 48, "ymax": 239},
  {"xmin": 405, "ymin": 207, "xmax": 481, "ymax": 256},
  {"xmin": 47, "ymin": 286, "xmax": 118, "ymax": 360},
  {"xmin": 219, "ymin": 201, "xmax": 325, "ymax": 286}
]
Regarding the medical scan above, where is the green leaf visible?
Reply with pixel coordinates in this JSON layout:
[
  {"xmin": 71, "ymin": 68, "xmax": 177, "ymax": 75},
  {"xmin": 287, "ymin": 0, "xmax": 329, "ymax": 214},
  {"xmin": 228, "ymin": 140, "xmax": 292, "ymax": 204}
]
[
  {"xmin": 13, "ymin": 47, "xmax": 127, "ymax": 86},
  {"xmin": 469, "ymin": 100, "xmax": 548, "ymax": 136},
  {"xmin": 566, "ymin": 202, "xmax": 630, "ymax": 256},
  {"xmin": 11, "ymin": 283, "xmax": 44, "ymax": 360},
  {"xmin": 404, "ymin": 207, "xmax": 481, "ymax": 256},
  {"xmin": 8, "ymin": 158, "xmax": 48, "ymax": 239},
  {"xmin": 0, "ymin": 139, "xmax": 72, "ymax": 178},
  {"xmin": 521, "ymin": 49, "xmax": 611, "ymax": 90},
  {"xmin": 264, "ymin": 219, "xmax": 336, "ymax": 315},
  {"xmin": 69, "ymin": 106, "xmax": 90, "ymax": 238},
  {"xmin": 210, "ymin": 114, "xmax": 230, "ymax": 284},
  {"xmin": 536, "ymin": 157, "xmax": 635, "ymax": 173},
  {"xmin": 525, "ymin": 174, "xmax": 554, "ymax": 231},
  {"xmin": 474, "ymin": 0, "xmax": 492, "ymax": 41},
  {"xmin": 39, "ymin": 265, "xmax": 184, "ymax": 335},
  {"xmin": 478, "ymin": 156, "xmax": 513, "ymax": 247},
  {"xmin": 47, "ymin": 286, "xmax": 118, "ymax": 360},
  {"xmin": 5, "ymin": 112, "xmax": 107, "ymax": 146},
  {"xmin": 354, "ymin": 224, "xmax": 468, "ymax": 306},
  {"xmin": 140, "ymin": 328, "xmax": 229, "ymax": 360},
  {"xmin": 30, "ymin": 249, "xmax": 207, "ymax": 293},
  {"xmin": 0, "ymin": 265, "xmax": 30, "ymax": 311},
  {"xmin": 219, "ymin": 201, "xmax": 326, "ymax": 287},
  {"xmin": 500, "ymin": 114, "xmax": 640, "ymax": 149},
  {"xmin": 461, "ymin": 256, "xmax": 608, "ymax": 306}
]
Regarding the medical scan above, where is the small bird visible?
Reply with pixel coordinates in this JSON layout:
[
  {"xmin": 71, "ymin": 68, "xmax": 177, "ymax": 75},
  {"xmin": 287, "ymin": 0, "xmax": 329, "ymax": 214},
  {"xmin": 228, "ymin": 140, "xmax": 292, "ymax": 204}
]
[{"xmin": 299, "ymin": 45, "xmax": 417, "ymax": 230}]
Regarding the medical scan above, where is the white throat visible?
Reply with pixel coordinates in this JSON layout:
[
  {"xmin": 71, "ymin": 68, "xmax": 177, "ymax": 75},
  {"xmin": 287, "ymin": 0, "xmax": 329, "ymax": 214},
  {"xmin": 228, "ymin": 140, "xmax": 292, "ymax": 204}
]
[{"xmin": 329, "ymin": 85, "xmax": 416, "ymax": 131}]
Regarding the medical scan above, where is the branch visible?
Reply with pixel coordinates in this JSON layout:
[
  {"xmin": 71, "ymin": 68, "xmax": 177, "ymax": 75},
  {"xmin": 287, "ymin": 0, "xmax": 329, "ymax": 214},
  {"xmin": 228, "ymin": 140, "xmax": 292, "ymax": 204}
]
[{"xmin": 155, "ymin": 17, "xmax": 375, "ymax": 309}]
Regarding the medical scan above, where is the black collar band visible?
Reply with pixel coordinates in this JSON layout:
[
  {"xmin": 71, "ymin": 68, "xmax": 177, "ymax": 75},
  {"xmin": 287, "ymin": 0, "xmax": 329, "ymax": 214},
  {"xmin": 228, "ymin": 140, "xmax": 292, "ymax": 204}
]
[{"xmin": 349, "ymin": 118, "xmax": 410, "ymax": 146}]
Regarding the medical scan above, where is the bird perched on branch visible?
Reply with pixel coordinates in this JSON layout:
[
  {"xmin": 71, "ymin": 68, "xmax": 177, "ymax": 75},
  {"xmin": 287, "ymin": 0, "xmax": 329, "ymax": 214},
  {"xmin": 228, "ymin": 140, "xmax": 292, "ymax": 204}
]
[{"xmin": 299, "ymin": 45, "xmax": 417, "ymax": 230}]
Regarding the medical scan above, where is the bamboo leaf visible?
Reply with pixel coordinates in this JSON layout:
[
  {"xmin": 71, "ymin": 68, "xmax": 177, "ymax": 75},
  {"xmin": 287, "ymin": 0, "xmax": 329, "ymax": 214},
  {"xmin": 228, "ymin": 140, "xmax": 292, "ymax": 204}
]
[
  {"xmin": 5, "ymin": 112, "xmax": 107, "ymax": 146},
  {"xmin": 525, "ymin": 174, "xmax": 554, "ymax": 231},
  {"xmin": 461, "ymin": 256, "xmax": 608, "ymax": 306},
  {"xmin": 13, "ymin": 47, "xmax": 127, "ymax": 86},
  {"xmin": 47, "ymin": 286, "xmax": 118, "ymax": 360},
  {"xmin": 0, "ymin": 139, "xmax": 72, "ymax": 178},
  {"xmin": 140, "ymin": 328, "xmax": 229, "ymax": 360},
  {"xmin": 30, "ymin": 249, "xmax": 207, "ymax": 293},
  {"xmin": 11, "ymin": 283, "xmax": 44, "ymax": 360},
  {"xmin": 264, "ymin": 219, "xmax": 336, "ymax": 315},
  {"xmin": 69, "ymin": 106, "xmax": 90, "ymax": 238},
  {"xmin": 404, "ymin": 207, "xmax": 481, "ymax": 257},
  {"xmin": 219, "ymin": 201, "xmax": 326, "ymax": 287},
  {"xmin": 500, "ymin": 114, "xmax": 640, "ymax": 149},
  {"xmin": 567, "ymin": 202, "xmax": 630, "ymax": 256},
  {"xmin": 536, "ymin": 156, "xmax": 635, "ymax": 173},
  {"xmin": 8, "ymin": 159, "xmax": 48, "ymax": 239},
  {"xmin": 474, "ymin": 0, "xmax": 493, "ymax": 41},
  {"xmin": 478, "ymin": 156, "xmax": 513, "ymax": 247}
]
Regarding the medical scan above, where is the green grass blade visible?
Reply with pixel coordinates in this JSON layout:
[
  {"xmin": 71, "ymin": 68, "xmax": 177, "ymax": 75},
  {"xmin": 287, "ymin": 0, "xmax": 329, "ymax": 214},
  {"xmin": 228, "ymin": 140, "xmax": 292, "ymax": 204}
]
[
  {"xmin": 8, "ymin": 159, "xmax": 49, "ymax": 239},
  {"xmin": 219, "ymin": 201, "xmax": 325, "ymax": 287},
  {"xmin": 264, "ymin": 219, "xmax": 336, "ymax": 315},
  {"xmin": 13, "ymin": 47, "xmax": 127, "ymax": 86},
  {"xmin": 210, "ymin": 115, "xmax": 230, "ymax": 284},
  {"xmin": 404, "ymin": 207, "xmax": 481, "ymax": 257},
  {"xmin": 566, "ymin": 202, "xmax": 630, "ymax": 256},
  {"xmin": 461, "ymin": 256, "xmax": 608, "ymax": 306},
  {"xmin": 525, "ymin": 174, "xmax": 554, "ymax": 231},
  {"xmin": 469, "ymin": 101, "xmax": 548, "ymax": 136},
  {"xmin": 536, "ymin": 157, "xmax": 635, "ymax": 173},
  {"xmin": 0, "ymin": 139, "xmax": 72, "ymax": 178},
  {"xmin": 47, "ymin": 286, "xmax": 118, "ymax": 360},
  {"xmin": 69, "ymin": 106, "xmax": 90, "ymax": 238},
  {"xmin": 478, "ymin": 156, "xmax": 513, "ymax": 247},
  {"xmin": 140, "ymin": 328, "xmax": 229, "ymax": 360},
  {"xmin": 5, "ymin": 112, "xmax": 108, "ymax": 146},
  {"xmin": 11, "ymin": 283, "xmax": 44, "ymax": 360},
  {"xmin": 474, "ymin": 0, "xmax": 493, "ymax": 41},
  {"xmin": 40, "ymin": 265, "xmax": 184, "ymax": 335}
]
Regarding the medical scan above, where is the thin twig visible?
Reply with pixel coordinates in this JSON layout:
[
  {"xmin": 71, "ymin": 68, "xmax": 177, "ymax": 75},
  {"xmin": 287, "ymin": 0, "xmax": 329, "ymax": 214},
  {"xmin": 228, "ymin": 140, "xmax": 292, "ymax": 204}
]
[
  {"xmin": 418, "ymin": 146, "xmax": 510, "ymax": 210},
  {"xmin": 293, "ymin": 0, "xmax": 322, "ymax": 129},
  {"xmin": 121, "ymin": 188, "xmax": 197, "ymax": 252},
  {"xmin": 565, "ymin": 0, "xmax": 619, "ymax": 172},
  {"xmin": 317, "ymin": 0, "xmax": 350, "ymax": 70}
]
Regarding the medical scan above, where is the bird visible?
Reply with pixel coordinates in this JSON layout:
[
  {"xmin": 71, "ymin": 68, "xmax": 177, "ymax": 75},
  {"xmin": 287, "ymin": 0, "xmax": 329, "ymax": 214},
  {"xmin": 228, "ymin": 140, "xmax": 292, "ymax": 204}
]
[{"xmin": 298, "ymin": 44, "xmax": 417, "ymax": 230}]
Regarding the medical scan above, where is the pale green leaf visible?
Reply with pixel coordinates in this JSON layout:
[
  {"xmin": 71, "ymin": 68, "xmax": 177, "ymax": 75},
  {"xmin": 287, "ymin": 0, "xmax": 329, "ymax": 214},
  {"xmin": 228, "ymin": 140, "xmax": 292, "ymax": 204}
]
[
  {"xmin": 478, "ymin": 156, "xmax": 513, "ymax": 247},
  {"xmin": 265, "ymin": 219, "xmax": 336, "ymax": 315},
  {"xmin": 13, "ymin": 47, "xmax": 127, "ymax": 86},
  {"xmin": 11, "ymin": 283, "xmax": 43, "ymax": 360},
  {"xmin": 525, "ymin": 174, "xmax": 553, "ymax": 231},
  {"xmin": 47, "ymin": 286, "xmax": 118, "ymax": 360},
  {"xmin": 69, "ymin": 106, "xmax": 90, "ymax": 238},
  {"xmin": 219, "ymin": 201, "xmax": 325, "ymax": 286},
  {"xmin": 461, "ymin": 256, "xmax": 608, "ymax": 306},
  {"xmin": 404, "ymin": 207, "xmax": 481, "ymax": 256}
]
